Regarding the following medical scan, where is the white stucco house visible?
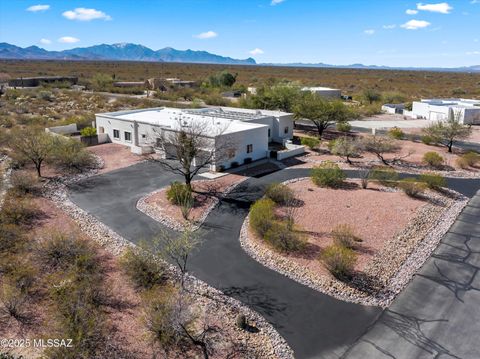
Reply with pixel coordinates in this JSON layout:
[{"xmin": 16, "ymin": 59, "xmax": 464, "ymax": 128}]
[
  {"xmin": 381, "ymin": 103, "xmax": 405, "ymax": 114},
  {"xmin": 405, "ymin": 99, "xmax": 480, "ymax": 124},
  {"xmin": 301, "ymin": 86, "xmax": 342, "ymax": 99},
  {"xmin": 95, "ymin": 106, "xmax": 302, "ymax": 170}
]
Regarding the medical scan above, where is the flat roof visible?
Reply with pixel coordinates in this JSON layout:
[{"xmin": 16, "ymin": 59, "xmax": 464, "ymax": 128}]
[
  {"xmin": 302, "ymin": 86, "xmax": 341, "ymax": 92},
  {"xmin": 97, "ymin": 107, "xmax": 271, "ymax": 135},
  {"xmin": 420, "ymin": 98, "xmax": 480, "ymax": 108}
]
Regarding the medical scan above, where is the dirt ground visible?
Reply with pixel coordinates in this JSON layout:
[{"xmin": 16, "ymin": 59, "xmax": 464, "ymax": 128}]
[
  {"xmin": 251, "ymin": 179, "xmax": 425, "ymax": 277},
  {"xmin": 87, "ymin": 143, "xmax": 146, "ymax": 174}
]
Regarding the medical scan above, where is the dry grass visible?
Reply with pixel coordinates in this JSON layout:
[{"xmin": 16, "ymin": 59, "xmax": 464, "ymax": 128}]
[{"xmin": 2, "ymin": 60, "xmax": 480, "ymax": 99}]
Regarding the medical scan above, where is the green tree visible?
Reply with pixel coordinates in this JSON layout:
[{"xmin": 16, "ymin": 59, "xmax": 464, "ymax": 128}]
[
  {"xmin": 293, "ymin": 93, "xmax": 356, "ymax": 139},
  {"xmin": 206, "ymin": 70, "xmax": 237, "ymax": 87},
  {"xmin": 8, "ymin": 127, "xmax": 53, "ymax": 177},
  {"xmin": 362, "ymin": 89, "xmax": 382, "ymax": 104},
  {"xmin": 243, "ymin": 84, "xmax": 302, "ymax": 112},
  {"xmin": 331, "ymin": 136, "xmax": 362, "ymax": 164},
  {"xmin": 90, "ymin": 73, "xmax": 113, "ymax": 91},
  {"xmin": 422, "ymin": 111, "xmax": 472, "ymax": 153}
]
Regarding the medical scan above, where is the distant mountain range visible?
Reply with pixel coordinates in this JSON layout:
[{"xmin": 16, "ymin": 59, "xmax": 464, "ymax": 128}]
[
  {"xmin": 1, "ymin": 42, "xmax": 479, "ymax": 73},
  {"xmin": 0, "ymin": 42, "xmax": 256, "ymax": 65},
  {"xmin": 265, "ymin": 62, "xmax": 480, "ymax": 73}
]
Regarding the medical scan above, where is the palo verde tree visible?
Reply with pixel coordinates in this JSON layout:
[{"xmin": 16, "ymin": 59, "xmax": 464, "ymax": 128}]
[
  {"xmin": 293, "ymin": 93, "xmax": 356, "ymax": 139},
  {"xmin": 422, "ymin": 111, "xmax": 472, "ymax": 153},
  {"xmin": 331, "ymin": 136, "xmax": 362, "ymax": 165},
  {"xmin": 151, "ymin": 117, "xmax": 236, "ymax": 190},
  {"xmin": 243, "ymin": 84, "xmax": 302, "ymax": 113},
  {"xmin": 8, "ymin": 127, "xmax": 53, "ymax": 177},
  {"xmin": 362, "ymin": 135, "xmax": 401, "ymax": 165}
]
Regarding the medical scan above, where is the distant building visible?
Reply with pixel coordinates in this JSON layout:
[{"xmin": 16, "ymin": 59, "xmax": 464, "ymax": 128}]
[
  {"xmin": 382, "ymin": 103, "xmax": 405, "ymax": 115},
  {"xmin": 405, "ymin": 99, "xmax": 480, "ymax": 124},
  {"xmin": 146, "ymin": 77, "xmax": 198, "ymax": 91},
  {"xmin": 302, "ymin": 86, "xmax": 341, "ymax": 99},
  {"xmin": 8, "ymin": 76, "xmax": 78, "ymax": 88},
  {"xmin": 113, "ymin": 81, "xmax": 145, "ymax": 88}
]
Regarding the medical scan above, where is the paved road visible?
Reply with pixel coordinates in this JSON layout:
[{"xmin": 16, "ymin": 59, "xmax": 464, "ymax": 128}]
[
  {"xmin": 343, "ymin": 192, "xmax": 480, "ymax": 359},
  {"xmin": 69, "ymin": 162, "xmax": 480, "ymax": 358}
]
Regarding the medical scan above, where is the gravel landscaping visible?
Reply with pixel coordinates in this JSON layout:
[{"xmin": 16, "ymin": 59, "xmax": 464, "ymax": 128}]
[
  {"xmin": 240, "ymin": 177, "xmax": 468, "ymax": 307},
  {"xmin": 39, "ymin": 164, "xmax": 293, "ymax": 359}
]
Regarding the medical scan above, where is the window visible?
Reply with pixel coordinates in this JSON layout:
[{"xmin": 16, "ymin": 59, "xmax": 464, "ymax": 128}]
[
  {"xmin": 268, "ymin": 129, "xmax": 271, "ymax": 137},
  {"xmin": 124, "ymin": 131, "xmax": 132, "ymax": 142},
  {"xmin": 246, "ymin": 144, "xmax": 253, "ymax": 153},
  {"xmin": 141, "ymin": 134, "xmax": 146, "ymax": 139},
  {"xmin": 284, "ymin": 126, "xmax": 289, "ymax": 134},
  {"xmin": 113, "ymin": 129, "xmax": 120, "ymax": 139}
]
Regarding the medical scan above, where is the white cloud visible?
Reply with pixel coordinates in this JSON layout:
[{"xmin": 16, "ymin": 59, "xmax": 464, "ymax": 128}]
[
  {"xmin": 194, "ymin": 30, "xmax": 218, "ymax": 39},
  {"xmin": 364, "ymin": 29, "xmax": 375, "ymax": 35},
  {"xmin": 466, "ymin": 51, "xmax": 480, "ymax": 55},
  {"xmin": 271, "ymin": 0, "xmax": 285, "ymax": 5},
  {"xmin": 62, "ymin": 8, "xmax": 111, "ymax": 21},
  {"xmin": 471, "ymin": 0, "xmax": 480, "ymax": 4},
  {"xmin": 40, "ymin": 38, "xmax": 51, "ymax": 45},
  {"xmin": 26, "ymin": 4, "xmax": 50, "ymax": 12},
  {"xmin": 401, "ymin": 19, "xmax": 431, "ymax": 30},
  {"xmin": 475, "ymin": 39, "xmax": 479, "ymax": 42},
  {"xmin": 58, "ymin": 36, "xmax": 80, "ymax": 43},
  {"xmin": 382, "ymin": 24, "xmax": 396, "ymax": 29},
  {"xmin": 416, "ymin": 2, "xmax": 453, "ymax": 14},
  {"xmin": 406, "ymin": 9, "xmax": 419, "ymax": 14},
  {"xmin": 249, "ymin": 48, "xmax": 264, "ymax": 55}
]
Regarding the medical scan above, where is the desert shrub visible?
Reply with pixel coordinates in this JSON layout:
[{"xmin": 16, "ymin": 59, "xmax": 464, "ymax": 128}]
[
  {"xmin": 249, "ymin": 198, "xmax": 275, "ymax": 237},
  {"xmin": 382, "ymin": 91, "xmax": 406, "ymax": 103},
  {"xmin": 331, "ymin": 224, "xmax": 361, "ymax": 249},
  {"xmin": 50, "ymin": 138, "xmax": 97, "ymax": 173},
  {"xmin": 388, "ymin": 127, "xmax": 404, "ymax": 140},
  {"xmin": 461, "ymin": 152, "xmax": 480, "ymax": 167},
  {"xmin": 141, "ymin": 286, "xmax": 194, "ymax": 349},
  {"xmin": 310, "ymin": 162, "xmax": 346, "ymax": 188},
  {"xmin": 300, "ymin": 136, "xmax": 320, "ymax": 150},
  {"xmin": 456, "ymin": 157, "xmax": 469, "ymax": 169},
  {"xmin": 9, "ymin": 170, "xmax": 40, "ymax": 196},
  {"xmin": 203, "ymin": 94, "xmax": 230, "ymax": 106},
  {"xmin": 0, "ymin": 195, "xmax": 39, "ymax": 226},
  {"xmin": 421, "ymin": 135, "xmax": 435, "ymax": 146},
  {"xmin": 236, "ymin": 314, "xmax": 247, "ymax": 330},
  {"xmin": 264, "ymin": 221, "xmax": 304, "ymax": 252},
  {"xmin": 48, "ymin": 274, "xmax": 106, "ymax": 359},
  {"xmin": 120, "ymin": 249, "xmax": 167, "ymax": 290},
  {"xmin": 0, "ymin": 224, "xmax": 24, "ymax": 253},
  {"xmin": 321, "ymin": 245, "xmax": 356, "ymax": 279},
  {"xmin": 0, "ymin": 283, "xmax": 29, "ymax": 323},
  {"xmin": 368, "ymin": 166, "xmax": 399, "ymax": 187},
  {"xmin": 398, "ymin": 178, "xmax": 427, "ymax": 198},
  {"xmin": 419, "ymin": 172, "xmax": 446, "ymax": 190},
  {"xmin": 336, "ymin": 121, "xmax": 351, "ymax": 133},
  {"xmin": 166, "ymin": 181, "xmax": 193, "ymax": 206},
  {"xmin": 37, "ymin": 90, "xmax": 53, "ymax": 101},
  {"xmin": 4, "ymin": 261, "xmax": 37, "ymax": 294},
  {"xmin": 265, "ymin": 183, "xmax": 294, "ymax": 205},
  {"xmin": 80, "ymin": 126, "xmax": 97, "ymax": 137},
  {"xmin": 37, "ymin": 232, "xmax": 93, "ymax": 270},
  {"xmin": 423, "ymin": 151, "xmax": 445, "ymax": 168}
]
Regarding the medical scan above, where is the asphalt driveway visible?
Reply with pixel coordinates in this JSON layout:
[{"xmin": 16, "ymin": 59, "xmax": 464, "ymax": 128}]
[{"xmin": 69, "ymin": 161, "xmax": 480, "ymax": 358}]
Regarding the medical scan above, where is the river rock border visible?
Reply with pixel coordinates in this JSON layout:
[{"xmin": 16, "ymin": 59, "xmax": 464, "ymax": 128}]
[
  {"xmin": 137, "ymin": 177, "xmax": 248, "ymax": 232},
  {"xmin": 239, "ymin": 177, "xmax": 468, "ymax": 307},
  {"xmin": 40, "ymin": 163, "xmax": 293, "ymax": 359}
]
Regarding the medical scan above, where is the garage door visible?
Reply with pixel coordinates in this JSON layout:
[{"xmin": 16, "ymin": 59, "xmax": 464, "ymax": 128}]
[{"xmin": 429, "ymin": 112, "xmax": 446, "ymax": 122}]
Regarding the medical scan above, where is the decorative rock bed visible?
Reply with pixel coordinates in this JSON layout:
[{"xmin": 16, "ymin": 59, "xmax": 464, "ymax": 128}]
[
  {"xmin": 39, "ymin": 160, "xmax": 293, "ymax": 359},
  {"xmin": 240, "ymin": 177, "xmax": 468, "ymax": 308},
  {"xmin": 137, "ymin": 178, "xmax": 248, "ymax": 232}
]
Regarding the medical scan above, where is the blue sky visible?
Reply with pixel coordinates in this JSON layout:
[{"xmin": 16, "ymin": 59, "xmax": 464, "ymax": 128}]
[{"xmin": 1, "ymin": 0, "xmax": 479, "ymax": 67}]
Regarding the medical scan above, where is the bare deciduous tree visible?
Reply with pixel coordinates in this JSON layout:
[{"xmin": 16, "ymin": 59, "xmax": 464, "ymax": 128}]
[
  {"xmin": 150, "ymin": 117, "xmax": 236, "ymax": 190},
  {"xmin": 422, "ymin": 110, "xmax": 472, "ymax": 153},
  {"xmin": 331, "ymin": 136, "xmax": 362, "ymax": 164},
  {"xmin": 362, "ymin": 135, "xmax": 401, "ymax": 165}
]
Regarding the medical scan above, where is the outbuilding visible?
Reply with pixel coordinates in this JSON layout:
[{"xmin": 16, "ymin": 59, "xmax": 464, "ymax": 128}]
[
  {"xmin": 407, "ymin": 99, "xmax": 480, "ymax": 124},
  {"xmin": 301, "ymin": 86, "xmax": 342, "ymax": 99}
]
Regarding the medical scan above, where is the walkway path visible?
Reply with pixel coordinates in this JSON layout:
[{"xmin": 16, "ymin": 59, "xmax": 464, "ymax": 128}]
[{"xmin": 68, "ymin": 162, "xmax": 480, "ymax": 358}]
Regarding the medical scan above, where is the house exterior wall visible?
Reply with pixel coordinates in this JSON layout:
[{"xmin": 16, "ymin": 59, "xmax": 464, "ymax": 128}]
[
  {"xmin": 96, "ymin": 116, "xmax": 137, "ymax": 146},
  {"xmin": 248, "ymin": 114, "xmax": 294, "ymax": 143},
  {"xmin": 215, "ymin": 126, "xmax": 268, "ymax": 169},
  {"xmin": 463, "ymin": 108, "xmax": 480, "ymax": 125}
]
